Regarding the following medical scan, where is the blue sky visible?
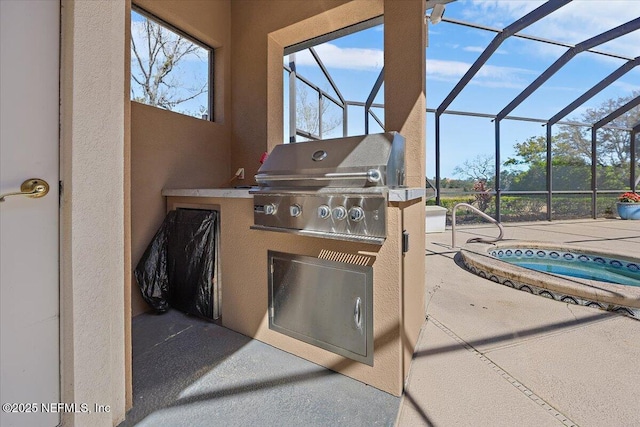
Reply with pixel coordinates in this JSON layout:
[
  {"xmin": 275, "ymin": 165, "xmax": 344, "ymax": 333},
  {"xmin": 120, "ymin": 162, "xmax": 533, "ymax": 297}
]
[{"xmin": 285, "ymin": 0, "xmax": 640, "ymax": 178}]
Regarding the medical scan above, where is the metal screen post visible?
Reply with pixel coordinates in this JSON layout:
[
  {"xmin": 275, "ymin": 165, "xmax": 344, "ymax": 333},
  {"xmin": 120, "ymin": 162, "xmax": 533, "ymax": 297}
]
[
  {"xmin": 289, "ymin": 53, "xmax": 297, "ymax": 143},
  {"xmin": 592, "ymin": 96, "xmax": 640, "ymax": 215},
  {"xmin": 318, "ymin": 92, "xmax": 323, "ymax": 139},
  {"xmin": 632, "ymin": 124, "xmax": 638, "ymax": 191},
  {"xmin": 364, "ymin": 68, "xmax": 384, "ymax": 135},
  {"xmin": 546, "ymin": 124, "xmax": 553, "ymax": 221},
  {"xmin": 308, "ymin": 47, "xmax": 348, "ymax": 138},
  {"xmin": 343, "ymin": 106, "xmax": 348, "ymax": 137},
  {"xmin": 494, "ymin": 119, "xmax": 501, "ymax": 222},
  {"xmin": 591, "ymin": 126, "xmax": 598, "ymax": 219},
  {"xmin": 435, "ymin": 112, "xmax": 441, "ymax": 206}
]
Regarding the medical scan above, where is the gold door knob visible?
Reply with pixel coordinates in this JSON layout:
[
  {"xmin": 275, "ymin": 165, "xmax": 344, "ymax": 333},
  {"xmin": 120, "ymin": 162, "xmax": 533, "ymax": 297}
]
[{"xmin": 0, "ymin": 178, "xmax": 50, "ymax": 202}]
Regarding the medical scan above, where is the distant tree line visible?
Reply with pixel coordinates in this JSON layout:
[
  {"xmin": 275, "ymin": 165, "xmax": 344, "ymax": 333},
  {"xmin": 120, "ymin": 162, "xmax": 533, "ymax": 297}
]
[
  {"xmin": 444, "ymin": 92, "xmax": 639, "ymax": 196},
  {"xmin": 504, "ymin": 91, "xmax": 638, "ymax": 192}
]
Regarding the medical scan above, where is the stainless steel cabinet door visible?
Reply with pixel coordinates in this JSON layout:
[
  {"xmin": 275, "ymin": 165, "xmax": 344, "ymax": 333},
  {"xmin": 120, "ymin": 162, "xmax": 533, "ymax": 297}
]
[{"xmin": 269, "ymin": 251, "xmax": 373, "ymax": 365}]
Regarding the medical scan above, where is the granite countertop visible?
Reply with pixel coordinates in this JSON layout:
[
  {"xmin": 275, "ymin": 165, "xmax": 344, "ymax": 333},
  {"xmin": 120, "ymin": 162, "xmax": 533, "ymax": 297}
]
[
  {"xmin": 162, "ymin": 187, "xmax": 426, "ymax": 201},
  {"xmin": 161, "ymin": 187, "xmax": 256, "ymax": 199}
]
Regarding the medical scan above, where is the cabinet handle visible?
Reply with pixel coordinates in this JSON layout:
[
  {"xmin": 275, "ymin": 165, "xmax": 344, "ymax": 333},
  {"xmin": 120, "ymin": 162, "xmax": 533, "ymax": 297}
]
[{"xmin": 354, "ymin": 297, "xmax": 362, "ymax": 330}]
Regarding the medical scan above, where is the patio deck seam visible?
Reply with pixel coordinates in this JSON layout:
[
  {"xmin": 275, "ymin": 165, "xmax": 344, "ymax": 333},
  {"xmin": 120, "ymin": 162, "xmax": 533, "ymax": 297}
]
[
  {"xmin": 478, "ymin": 313, "xmax": 618, "ymax": 354},
  {"xmin": 427, "ymin": 315, "xmax": 579, "ymax": 427}
]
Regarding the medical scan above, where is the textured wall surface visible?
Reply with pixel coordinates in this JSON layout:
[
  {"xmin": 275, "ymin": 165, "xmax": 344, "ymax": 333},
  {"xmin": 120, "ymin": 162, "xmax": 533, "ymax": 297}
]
[
  {"xmin": 399, "ymin": 199, "xmax": 427, "ymax": 381},
  {"xmin": 60, "ymin": 0, "xmax": 126, "ymax": 424},
  {"xmin": 130, "ymin": 103, "xmax": 230, "ymax": 316},
  {"xmin": 130, "ymin": 0, "xmax": 231, "ymax": 316},
  {"xmin": 383, "ymin": 0, "xmax": 427, "ymax": 382},
  {"xmin": 384, "ymin": 0, "xmax": 426, "ymax": 188}
]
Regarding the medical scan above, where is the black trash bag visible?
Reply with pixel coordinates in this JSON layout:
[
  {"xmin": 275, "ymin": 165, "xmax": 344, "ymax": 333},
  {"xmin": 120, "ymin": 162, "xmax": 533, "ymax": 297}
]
[
  {"xmin": 134, "ymin": 210, "xmax": 175, "ymax": 313},
  {"xmin": 134, "ymin": 209, "xmax": 217, "ymax": 319},
  {"xmin": 166, "ymin": 209, "xmax": 217, "ymax": 319}
]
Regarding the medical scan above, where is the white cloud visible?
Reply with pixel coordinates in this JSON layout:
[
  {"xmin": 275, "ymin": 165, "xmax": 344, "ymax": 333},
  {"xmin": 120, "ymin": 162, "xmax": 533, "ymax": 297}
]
[
  {"xmin": 461, "ymin": 0, "xmax": 544, "ymax": 27},
  {"xmin": 462, "ymin": 0, "xmax": 640, "ymax": 60},
  {"xmin": 289, "ymin": 43, "xmax": 383, "ymax": 71},
  {"xmin": 462, "ymin": 45, "xmax": 508, "ymax": 54},
  {"xmin": 463, "ymin": 46, "xmax": 485, "ymax": 53},
  {"xmin": 427, "ymin": 58, "xmax": 536, "ymax": 89}
]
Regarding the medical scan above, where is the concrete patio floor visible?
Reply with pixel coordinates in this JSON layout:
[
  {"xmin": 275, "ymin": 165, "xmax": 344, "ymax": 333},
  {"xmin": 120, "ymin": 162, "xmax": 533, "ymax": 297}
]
[
  {"xmin": 122, "ymin": 219, "xmax": 639, "ymax": 426},
  {"xmin": 397, "ymin": 218, "xmax": 640, "ymax": 426}
]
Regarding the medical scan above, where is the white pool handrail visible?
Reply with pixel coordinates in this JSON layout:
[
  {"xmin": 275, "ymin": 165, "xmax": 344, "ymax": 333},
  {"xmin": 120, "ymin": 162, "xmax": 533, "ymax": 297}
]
[
  {"xmin": 451, "ymin": 203, "xmax": 504, "ymax": 248},
  {"xmin": 425, "ymin": 178, "xmax": 437, "ymax": 201}
]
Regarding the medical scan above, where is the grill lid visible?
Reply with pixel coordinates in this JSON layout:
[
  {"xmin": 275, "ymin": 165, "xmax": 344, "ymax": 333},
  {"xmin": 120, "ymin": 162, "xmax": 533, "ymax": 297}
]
[{"xmin": 255, "ymin": 132, "xmax": 405, "ymax": 189}]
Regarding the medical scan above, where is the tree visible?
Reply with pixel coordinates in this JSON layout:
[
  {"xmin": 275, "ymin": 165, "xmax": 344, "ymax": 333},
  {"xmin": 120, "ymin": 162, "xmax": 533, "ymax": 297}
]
[
  {"xmin": 295, "ymin": 85, "xmax": 341, "ymax": 138},
  {"xmin": 505, "ymin": 135, "xmax": 590, "ymax": 191},
  {"xmin": 131, "ymin": 15, "xmax": 208, "ymax": 113},
  {"xmin": 554, "ymin": 91, "xmax": 639, "ymax": 168},
  {"xmin": 453, "ymin": 154, "xmax": 495, "ymax": 185},
  {"xmin": 505, "ymin": 93, "xmax": 639, "ymax": 191},
  {"xmin": 452, "ymin": 154, "xmax": 495, "ymax": 212}
]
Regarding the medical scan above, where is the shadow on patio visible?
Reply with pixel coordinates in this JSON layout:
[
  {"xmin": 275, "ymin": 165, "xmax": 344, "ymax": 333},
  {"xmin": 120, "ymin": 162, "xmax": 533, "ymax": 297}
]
[{"xmin": 121, "ymin": 220, "xmax": 639, "ymax": 426}]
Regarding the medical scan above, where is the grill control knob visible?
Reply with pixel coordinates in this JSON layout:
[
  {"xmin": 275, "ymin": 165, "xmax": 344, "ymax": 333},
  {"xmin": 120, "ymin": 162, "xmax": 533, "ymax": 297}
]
[
  {"xmin": 289, "ymin": 204, "xmax": 302, "ymax": 217},
  {"xmin": 317, "ymin": 205, "xmax": 331, "ymax": 219},
  {"xmin": 348, "ymin": 206, "xmax": 365, "ymax": 222},
  {"xmin": 332, "ymin": 206, "xmax": 347, "ymax": 221},
  {"xmin": 264, "ymin": 203, "xmax": 277, "ymax": 215}
]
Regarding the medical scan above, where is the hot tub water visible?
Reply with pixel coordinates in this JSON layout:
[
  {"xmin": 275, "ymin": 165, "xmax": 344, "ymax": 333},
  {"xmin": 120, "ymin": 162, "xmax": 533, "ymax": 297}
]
[{"xmin": 491, "ymin": 248, "xmax": 640, "ymax": 287}]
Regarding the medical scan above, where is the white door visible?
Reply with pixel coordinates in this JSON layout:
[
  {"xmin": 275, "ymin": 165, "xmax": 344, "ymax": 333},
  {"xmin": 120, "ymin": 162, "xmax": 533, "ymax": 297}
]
[{"xmin": 0, "ymin": 1, "xmax": 60, "ymax": 426}]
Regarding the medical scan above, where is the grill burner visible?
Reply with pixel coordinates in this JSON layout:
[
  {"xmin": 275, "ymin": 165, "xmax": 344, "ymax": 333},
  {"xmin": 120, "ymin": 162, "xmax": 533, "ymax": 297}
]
[{"xmin": 251, "ymin": 132, "xmax": 405, "ymax": 244}]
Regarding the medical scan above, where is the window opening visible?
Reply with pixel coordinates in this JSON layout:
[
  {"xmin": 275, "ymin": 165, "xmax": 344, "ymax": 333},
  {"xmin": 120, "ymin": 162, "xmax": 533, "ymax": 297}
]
[
  {"xmin": 131, "ymin": 6, "xmax": 213, "ymax": 120},
  {"xmin": 283, "ymin": 18, "xmax": 384, "ymax": 143}
]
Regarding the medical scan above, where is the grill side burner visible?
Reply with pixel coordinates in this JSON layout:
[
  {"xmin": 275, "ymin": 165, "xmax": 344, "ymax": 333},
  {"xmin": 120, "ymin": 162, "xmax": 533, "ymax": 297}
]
[{"xmin": 251, "ymin": 132, "xmax": 405, "ymax": 244}]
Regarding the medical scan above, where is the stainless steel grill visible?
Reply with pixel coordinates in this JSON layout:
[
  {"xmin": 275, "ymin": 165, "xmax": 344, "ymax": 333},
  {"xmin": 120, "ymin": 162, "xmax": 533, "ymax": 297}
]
[{"xmin": 251, "ymin": 132, "xmax": 405, "ymax": 244}]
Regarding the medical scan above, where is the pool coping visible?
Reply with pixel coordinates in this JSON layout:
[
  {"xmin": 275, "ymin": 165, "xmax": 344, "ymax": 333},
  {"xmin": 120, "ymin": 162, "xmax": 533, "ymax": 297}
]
[{"xmin": 460, "ymin": 240, "xmax": 640, "ymax": 320}]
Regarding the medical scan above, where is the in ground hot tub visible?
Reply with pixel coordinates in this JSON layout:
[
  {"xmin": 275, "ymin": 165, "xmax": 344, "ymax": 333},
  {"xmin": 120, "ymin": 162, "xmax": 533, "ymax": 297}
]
[{"xmin": 460, "ymin": 241, "xmax": 640, "ymax": 320}]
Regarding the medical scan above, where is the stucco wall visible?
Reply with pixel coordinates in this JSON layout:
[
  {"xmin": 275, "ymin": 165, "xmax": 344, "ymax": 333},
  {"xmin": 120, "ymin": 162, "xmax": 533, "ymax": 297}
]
[
  {"xmin": 60, "ymin": 0, "xmax": 126, "ymax": 424},
  {"xmin": 130, "ymin": 104, "xmax": 230, "ymax": 315},
  {"xmin": 384, "ymin": 0, "xmax": 426, "ymax": 188},
  {"xmin": 399, "ymin": 199, "xmax": 427, "ymax": 381},
  {"xmin": 130, "ymin": 0, "xmax": 231, "ymax": 316},
  {"xmin": 383, "ymin": 0, "xmax": 427, "ymax": 380}
]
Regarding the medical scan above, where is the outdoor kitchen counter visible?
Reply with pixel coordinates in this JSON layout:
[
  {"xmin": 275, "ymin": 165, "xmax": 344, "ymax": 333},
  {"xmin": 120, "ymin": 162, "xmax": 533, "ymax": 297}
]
[
  {"xmin": 162, "ymin": 188, "xmax": 426, "ymax": 397},
  {"xmin": 162, "ymin": 187, "xmax": 255, "ymax": 198},
  {"xmin": 161, "ymin": 187, "xmax": 425, "ymax": 201}
]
